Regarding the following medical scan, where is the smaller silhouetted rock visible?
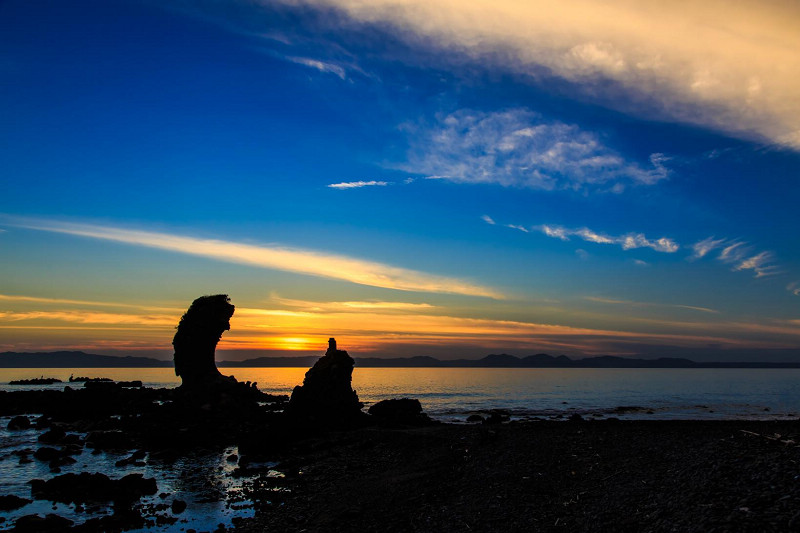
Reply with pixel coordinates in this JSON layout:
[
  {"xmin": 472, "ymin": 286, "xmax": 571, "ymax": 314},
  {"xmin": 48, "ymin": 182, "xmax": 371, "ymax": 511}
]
[
  {"xmin": 0, "ymin": 495, "xmax": 31, "ymax": 511},
  {"xmin": 118, "ymin": 380, "xmax": 143, "ymax": 388},
  {"xmin": 171, "ymin": 499, "xmax": 187, "ymax": 514},
  {"xmin": 466, "ymin": 414, "xmax": 485, "ymax": 423},
  {"xmin": 568, "ymin": 413, "xmax": 584, "ymax": 422},
  {"xmin": 8, "ymin": 415, "xmax": 31, "ymax": 430},
  {"xmin": 287, "ymin": 338, "xmax": 364, "ymax": 427},
  {"xmin": 368, "ymin": 398, "xmax": 433, "ymax": 426},
  {"xmin": 12, "ymin": 513, "xmax": 72, "ymax": 532}
]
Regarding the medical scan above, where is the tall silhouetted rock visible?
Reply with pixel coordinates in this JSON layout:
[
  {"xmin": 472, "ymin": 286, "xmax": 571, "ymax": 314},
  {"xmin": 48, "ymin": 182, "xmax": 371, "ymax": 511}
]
[
  {"xmin": 287, "ymin": 338, "xmax": 364, "ymax": 427},
  {"xmin": 172, "ymin": 294, "xmax": 235, "ymax": 388}
]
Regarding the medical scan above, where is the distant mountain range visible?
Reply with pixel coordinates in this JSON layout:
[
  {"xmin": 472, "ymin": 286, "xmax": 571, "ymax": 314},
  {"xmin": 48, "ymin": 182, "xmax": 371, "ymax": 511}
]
[{"xmin": 2, "ymin": 351, "xmax": 800, "ymax": 369}]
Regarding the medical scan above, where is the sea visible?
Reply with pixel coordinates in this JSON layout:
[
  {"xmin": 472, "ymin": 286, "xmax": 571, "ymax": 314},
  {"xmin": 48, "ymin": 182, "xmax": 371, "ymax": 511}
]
[{"xmin": 2, "ymin": 367, "xmax": 799, "ymax": 531}]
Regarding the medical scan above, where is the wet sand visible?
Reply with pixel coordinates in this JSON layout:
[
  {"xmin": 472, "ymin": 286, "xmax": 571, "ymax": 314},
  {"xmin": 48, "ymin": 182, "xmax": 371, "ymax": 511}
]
[{"xmin": 236, "ymin": 419, "xmax": 800, "ymax": 533}]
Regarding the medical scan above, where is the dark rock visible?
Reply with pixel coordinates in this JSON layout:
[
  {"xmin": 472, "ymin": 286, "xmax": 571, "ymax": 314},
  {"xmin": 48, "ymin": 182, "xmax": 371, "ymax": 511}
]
[
  {"xmin": 83, "ymin": 381, "xmax": 118, "ymax": 390},
  {"xmin": 33, "ymin": 447, "xmax": 61, "ymax": 462},
  {"xmin": 118, "ymin": 380, "xmax": 143, "ymax": 388},
  {"xmin": 9, "ymin": 378, "xmax": 61, "ymax": 385},
  {"xmin": 171, "ymin": 499, "xmax": 187, "ymax": 514},
  {"xmin": 287, "ymin": 338, "xmax": 364, "ymax": 427},
  {"xmin": 38, "ymin": 427, "xmax": 66, "ymax": 444},
  {"xmin": 30, "ymin": 472, "xmax": 157, "ymax": 504},
  {"xmin": 466, "ymin": 414, "xmax": 485, "ymax": 423},
  {"xmin": 172, "ymin": 294, "xmax": 236, "ymax": 389},
  {"xmin": 484, "ymin": 411, "xmax": 510, "ymax": 424},
  {"xmin": 8, "ymin": 415, "xmax": 32, "ymax": 430},
  {"xmin": 368, "ymin": 398, "xmax": 433, "ymax": 426},
  {"xmin": 0, "ymin": 495, "xmax": 31, "ymax": 511},
  {"xmin": 12, "ymin": 513, "xmax": 72, "ymax": 532},
  {"xmin": 227, "ymin": 453, "xmax": 238, "ymax": 463},
  {"xmin": 85, "ymin": 430, "xmax": 130, "ymax": 451},
  {"xmin": 115, "ymin": 449, "xmax": 146, "ymax": 467},
  {"xmin": 568, "ymin": 413, "xmax": 585, "ymax": 422}
]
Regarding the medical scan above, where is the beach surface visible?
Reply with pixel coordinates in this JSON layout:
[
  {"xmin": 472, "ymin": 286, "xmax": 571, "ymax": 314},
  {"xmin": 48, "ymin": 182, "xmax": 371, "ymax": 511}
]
[{"xmin": 237, "ymin": 419, "xmax": 800, "ymax": 533}]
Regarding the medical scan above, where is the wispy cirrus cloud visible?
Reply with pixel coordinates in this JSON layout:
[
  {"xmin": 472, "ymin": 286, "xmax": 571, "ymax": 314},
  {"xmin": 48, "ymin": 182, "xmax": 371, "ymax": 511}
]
[
  {"xmin": 693, "ymin": 237, "xmax": 780, "ymax": 278},
  {"xmin": 276, "ymin": 0, "xmax": 800, "ymax": 148},
  {"xmin": 402, "ymin": 109, "xmax": 668, "ymax": 191},
  {"xmin": 788, "ymin": 282, "xmax": 800, "ymax": 296},
  {"xmin": 533, "ymin": 223, "xmax": 679, "ymax": 253},
  {"xmin": 284, "ymin": 55, "xmax": 346, "ymax": 79},
  {"xmin": 2, "ymin": 216, "xmax": 501, "ymax": 298},
  {"xmin": 585, "ymin": 296, "xmax": 718, "ymax": 314},
  {"xmin": 690, "ymin": 236, "xmax": 727, "ymax": 260},
  {"xmin": 328, "ymin": 180, "xmax": 389, "ymax": 189},
  {"xmin": 480, "ymin": 215, "xmax": 496, "ymax": 225}
]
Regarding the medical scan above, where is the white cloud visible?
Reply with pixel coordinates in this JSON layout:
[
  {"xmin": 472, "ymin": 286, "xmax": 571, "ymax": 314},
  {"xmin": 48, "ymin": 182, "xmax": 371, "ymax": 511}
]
[
  {"xmin": 278, "ymin": 0, "xmax": 800, "ymax": 148},
  {"xmin": 540, "ymin": 224, "xmax": 569, "ymax": 241},
  {"xmin": 788, "ymin": 282, "xmax": 800, "ymax": 296},
  {"xmin": 284, "ymin": 55, "xmax": 346, "ymax": 79},
  {"xmin": 3, "ymin": 216, "xmax": 501, "ymax": 298},
  {"xmin": 481, "ymin": 214, "xmax": 496, "ymax": 225},
  {"xmin": 328, "ymin": 180, "xmax": 389, "ymax": 189},
  {"xmin": 634, "ymin": 259, "xmax": 648, "ymax": 267},
  {"xmin": 402, "ymin": 109, "xmax": 669, "ymax": 191},
  {"xmin": 533, "ymin": 224, "xmax": 679, "ymax": 253}
]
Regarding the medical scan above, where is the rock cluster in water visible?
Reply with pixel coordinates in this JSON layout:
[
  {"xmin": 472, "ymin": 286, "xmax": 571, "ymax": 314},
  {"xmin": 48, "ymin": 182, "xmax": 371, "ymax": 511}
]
[{"xmin": 287, "ymin": 338, "xmax": 364, "ymax": 427}]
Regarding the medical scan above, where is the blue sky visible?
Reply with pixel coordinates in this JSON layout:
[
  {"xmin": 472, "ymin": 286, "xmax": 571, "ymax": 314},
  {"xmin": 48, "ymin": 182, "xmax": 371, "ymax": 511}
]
[{"xmin": 1, "ymin": 0, "xmax": 799, "ymax": 361}]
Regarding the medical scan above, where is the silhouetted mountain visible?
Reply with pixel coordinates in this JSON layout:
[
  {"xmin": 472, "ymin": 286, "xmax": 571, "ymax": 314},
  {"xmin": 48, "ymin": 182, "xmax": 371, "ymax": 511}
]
[
  {"xmin": 0, "ymin": 351, "xmax": 171, "ymax": 368},
  {"xmin": 3, "ymin": 351, "xmax": 800, "ymax": 369}
]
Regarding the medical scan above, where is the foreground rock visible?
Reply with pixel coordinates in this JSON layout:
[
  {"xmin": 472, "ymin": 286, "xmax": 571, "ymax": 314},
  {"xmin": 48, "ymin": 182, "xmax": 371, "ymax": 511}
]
[
  {"xmin": 30, "ymin": 472, "xmax": 157, "ymax": 504},
  {"xmin": 368, "ymin": 398, "xmax": 434, "ymax": 426},
  {"xmin": 287, "ymin": 338, "xmax": 365, "ymax": 428}
]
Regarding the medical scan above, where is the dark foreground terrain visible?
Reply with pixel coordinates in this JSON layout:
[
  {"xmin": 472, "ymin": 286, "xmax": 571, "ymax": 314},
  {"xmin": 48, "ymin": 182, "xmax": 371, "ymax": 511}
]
[
  {"xmin": 2, "ymin": 385, "xmax": 799, "ymax": 532},
  {"xmin": 238, "ymin": 419, "xmax": 800, "ymax": 533}
]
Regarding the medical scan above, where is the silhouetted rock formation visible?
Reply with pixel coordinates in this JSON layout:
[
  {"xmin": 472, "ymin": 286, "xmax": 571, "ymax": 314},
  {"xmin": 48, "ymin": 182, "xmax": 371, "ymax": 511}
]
[
  {"xmin": 287, "ymin": 338, "xmax": 364, "ymax": 427},
  {"xmin": 172, "ymin": 294, "xmax": 235, "ymax": 388}
]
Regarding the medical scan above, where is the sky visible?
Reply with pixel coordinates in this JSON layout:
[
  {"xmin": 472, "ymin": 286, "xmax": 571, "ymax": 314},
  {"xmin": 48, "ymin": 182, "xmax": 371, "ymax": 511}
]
[{"xmin": 1, "ymin": 0, "xmax": 799, "ymax": 362}]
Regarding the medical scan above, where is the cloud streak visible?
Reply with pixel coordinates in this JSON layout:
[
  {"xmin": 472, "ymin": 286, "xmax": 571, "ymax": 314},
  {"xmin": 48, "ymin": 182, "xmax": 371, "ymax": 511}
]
[
  {"xmin": 327, "ymin": 180, "xmax": 389, "ymax": 189},
  {"xmin": 278, "ymin": 0, "xmax": 800, "ymax": 148},
  {"xmin": 533, "ymin": 224, "xmax": 679, "ymax": 253},
  {"xmin": 403, "ymin": 109, "xmax": 668, "ymax": 191},
  {"xmin": 3, "ymin": 216, "xmax": 501, "ymax": 298}
]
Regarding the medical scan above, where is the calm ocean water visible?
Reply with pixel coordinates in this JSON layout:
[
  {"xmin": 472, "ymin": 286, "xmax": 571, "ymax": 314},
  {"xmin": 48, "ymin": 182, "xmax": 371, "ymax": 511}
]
[{"xmin": 3, "ymin": 366, "xmax": 800, "ymax": 421}]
